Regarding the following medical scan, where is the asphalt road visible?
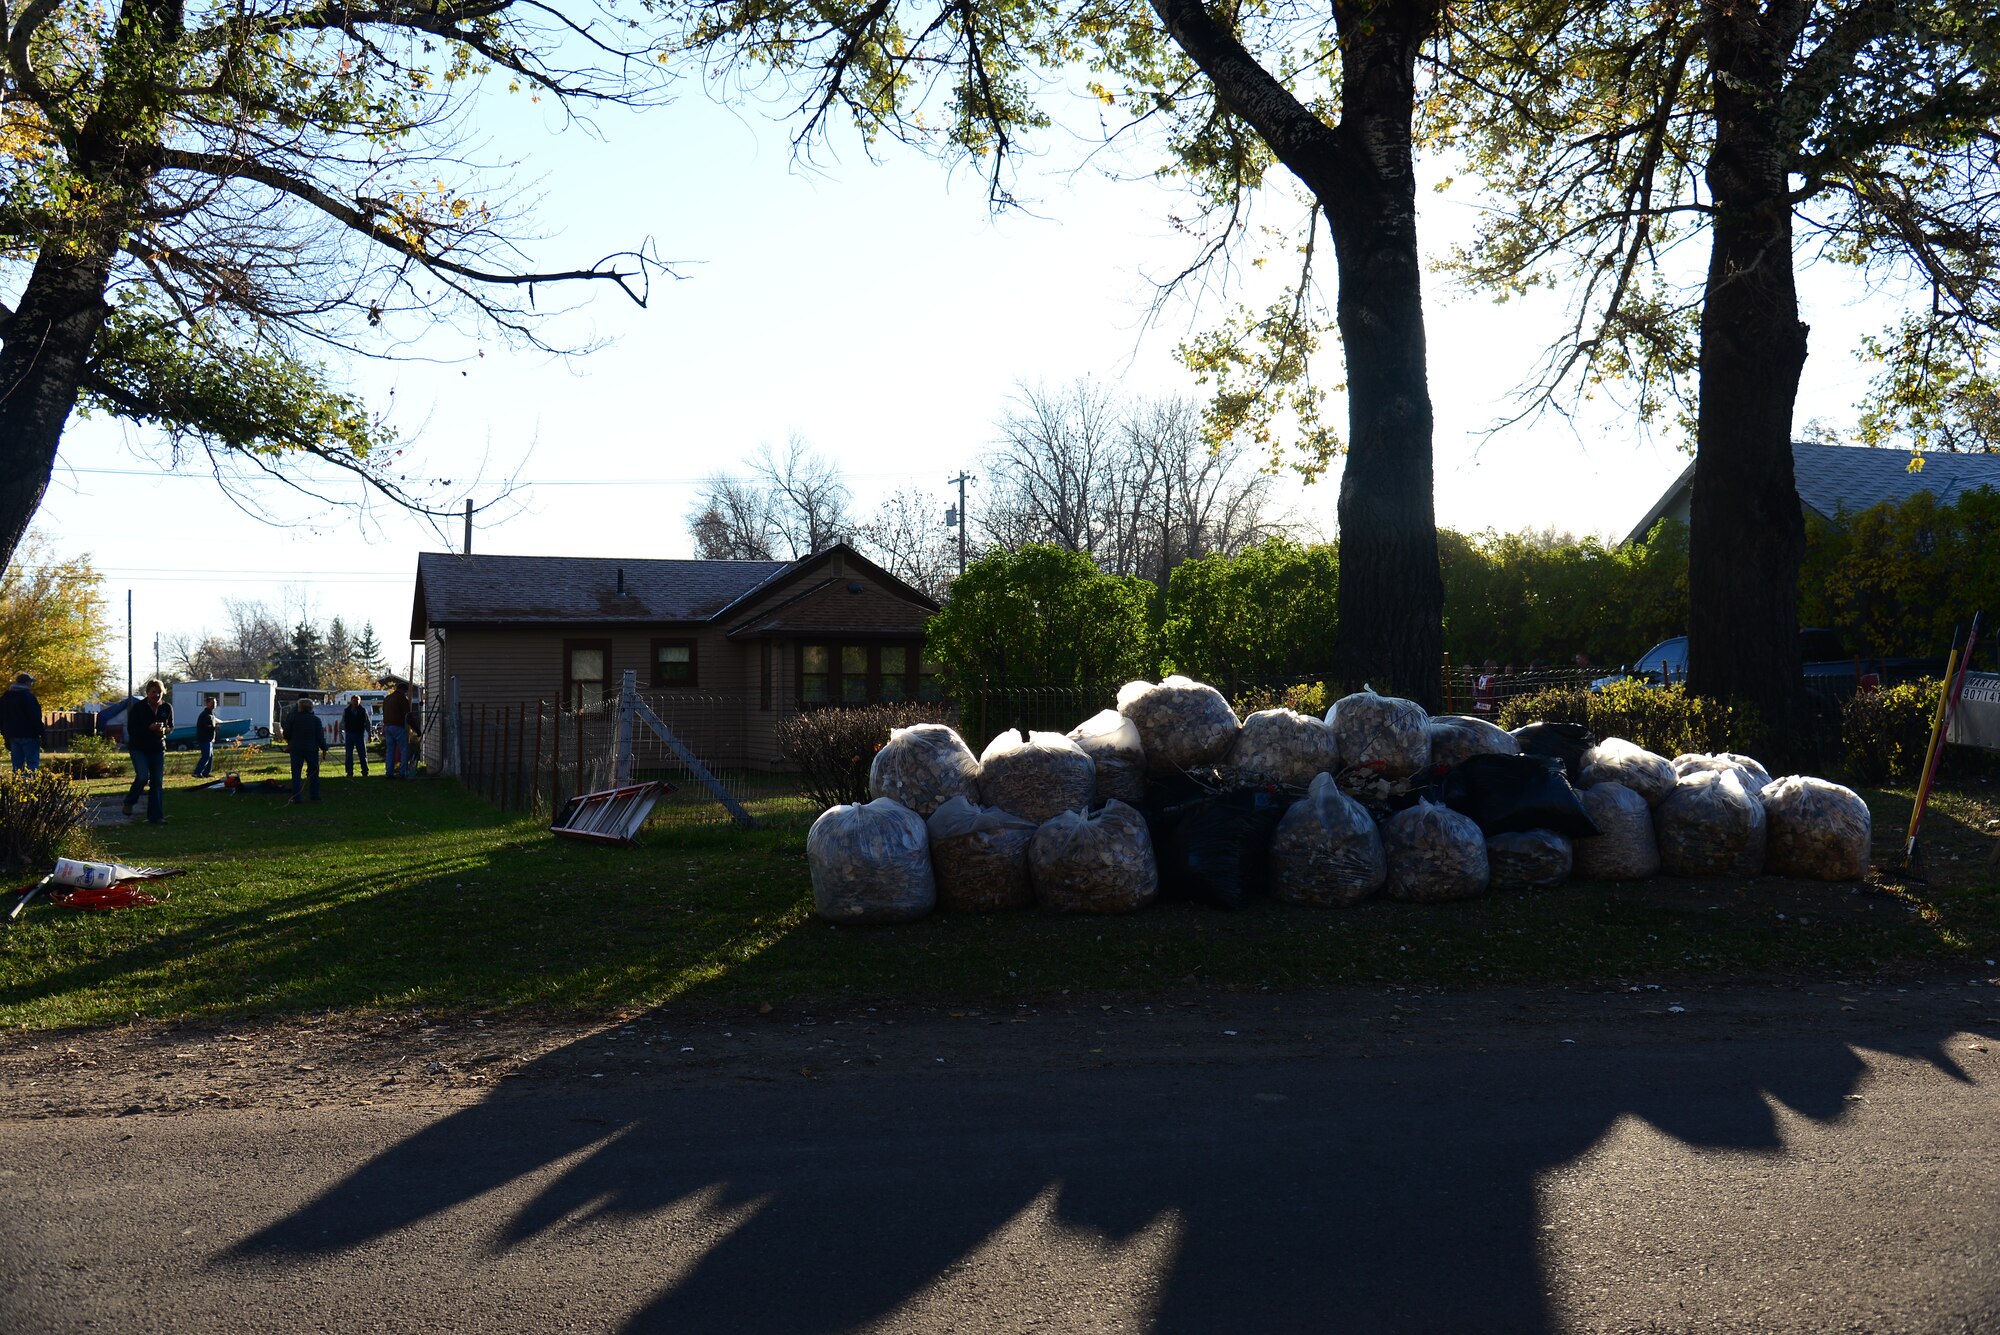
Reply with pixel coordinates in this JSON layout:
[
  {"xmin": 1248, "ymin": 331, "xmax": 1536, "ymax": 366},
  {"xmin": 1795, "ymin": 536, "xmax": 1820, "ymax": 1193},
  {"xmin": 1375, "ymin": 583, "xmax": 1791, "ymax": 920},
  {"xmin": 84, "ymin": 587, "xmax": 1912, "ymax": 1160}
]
[{"xmin": 2, "ymin": 982, "xmax": 1997, "ymax": 1334}]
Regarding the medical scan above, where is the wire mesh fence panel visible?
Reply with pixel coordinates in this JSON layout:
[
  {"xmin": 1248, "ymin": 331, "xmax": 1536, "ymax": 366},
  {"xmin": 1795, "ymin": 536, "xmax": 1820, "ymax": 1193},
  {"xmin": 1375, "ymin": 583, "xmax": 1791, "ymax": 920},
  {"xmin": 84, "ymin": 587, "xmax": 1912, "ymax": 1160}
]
[
  {"xmin": 628, "ymin": 689, "xmax": 810, "ymax": 829},
  {"xmin": 1437, "ymin": 666, "xmax": 1600, "ymax": 716}
]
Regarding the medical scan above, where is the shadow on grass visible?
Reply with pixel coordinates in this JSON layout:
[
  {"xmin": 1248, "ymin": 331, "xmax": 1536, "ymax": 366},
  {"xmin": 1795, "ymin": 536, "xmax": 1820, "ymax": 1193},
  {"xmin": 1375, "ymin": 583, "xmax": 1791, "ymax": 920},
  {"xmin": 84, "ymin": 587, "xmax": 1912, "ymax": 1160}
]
[{"xmin": 219, "ymin": 995, "xmax": 2000, "ymax": 1332}]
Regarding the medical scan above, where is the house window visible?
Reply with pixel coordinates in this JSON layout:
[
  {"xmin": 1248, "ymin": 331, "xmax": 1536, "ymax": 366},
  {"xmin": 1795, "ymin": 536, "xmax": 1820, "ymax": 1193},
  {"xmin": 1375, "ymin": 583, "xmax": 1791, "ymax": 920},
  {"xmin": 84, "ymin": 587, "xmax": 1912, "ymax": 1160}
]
[
  {"xmin": 879, "ymin": 646, "xmax": 908, "ymax": 702},
  {"xmin": 760, "ymin": 641, "xmax": 773, "ymax": 711},
  {"xmin": 564, "ymin": 639, "xmax": 611, "ymax": 711},
  {"xmin": 841, "ymin": 646, "xmax": 869, "ymax": 703},
  {"xmin": 801, "ymin": 644, "xmax": 831, "ymax": 704},
  {"xmin": 796, "ymin": 641, "xmax": 931, "ymax": 706},
  {"xmin": 918, "ymin": 653, "xmax": 944, "ymax": 702},
  {"xmin": 651, "ymin": 638, "xmax": 697, "ymax": 689},
  {"xmin": 221, "ymin": 691, "xmax": 244, "ymax": 707}
]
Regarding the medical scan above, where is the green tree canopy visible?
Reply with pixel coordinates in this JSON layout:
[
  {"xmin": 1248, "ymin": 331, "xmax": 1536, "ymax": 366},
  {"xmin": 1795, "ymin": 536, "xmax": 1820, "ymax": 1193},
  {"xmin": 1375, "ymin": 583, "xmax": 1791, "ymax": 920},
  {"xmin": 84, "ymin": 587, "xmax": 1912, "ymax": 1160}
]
[
  {"xmin": 1159, "ymin": 538, "xmax": 1338, "ymax": 689},
  {"xmin": 1432, "ymin": 0, "xmax": 2000, "ymax": 723},
  {"xmin": 925, "ymin": 545, "xmax": 1157, "ymax": 689},
  {"xmin": 674, "ymin": 0, "xmax": 1455, "ymax": 703},
  {"xmin": 0, "ymin": 0, "xmax": 672, "ymax": 571}
]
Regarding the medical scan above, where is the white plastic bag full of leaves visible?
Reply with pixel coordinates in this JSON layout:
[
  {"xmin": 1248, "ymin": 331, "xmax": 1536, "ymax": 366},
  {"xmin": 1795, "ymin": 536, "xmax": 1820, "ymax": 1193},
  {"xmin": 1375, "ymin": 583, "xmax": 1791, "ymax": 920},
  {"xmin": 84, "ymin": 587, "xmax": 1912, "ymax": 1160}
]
[
  {"xmin": 1029, "ymin": 800, "xmax": 1160, "ymax": 914},
  {"xmin": 1116, "ymin": 676, "xmax": 1240, "ymax": 773},
  {"xmin": 1067, "ymin": 709, "xmax": 1147, "ymax": 804},
  {"xmin": 1655, "ymin": 769, "xmax": 1767, "ymax": 877},
  {"xmin": 867, "ymin": 723, "xmax": 980, "ymax": 817},
  {"xmin": 977, "ymin": 729, "xmax": 1095, "ymax": 824},
  {"xmin": 1671, "ymin": 752, "xmax": 1774, "ymax": 793},
  {"xmin": 1382, "ymin": 800, "xmax": 1490, "ymax": 902},
  {"xmin": 1759, "ymin": 776, "xmax": 1872, "ymax": 881},
  {"xmin": 1578, "ymin": 737, "xmax": 1677, "ymax": 806},
  {"xmin": 807, "ymin": 798, "xmax": 936, "ymax": 924},
  {"xmin": 1326, "ymin": 689, "xmax": 1431, "ymax": 780},
  {"xmin": 1427, "ymin": 714, "xmax": 1522, "ymax": 769},
  {"xmin": 1229, "ymin": 708, "xmax": 1341, "ymax": 788},
  {"xmin": 1573, "ymin": 782, "xmax": 1660, "ymax": 881},
  {"xmin": 1268, "ymin": 772, "xmax": 1386, "ymax": 907},
  {"xmin": 926, "ymin": 796, "xmax": 1038, "ymax": 912}
]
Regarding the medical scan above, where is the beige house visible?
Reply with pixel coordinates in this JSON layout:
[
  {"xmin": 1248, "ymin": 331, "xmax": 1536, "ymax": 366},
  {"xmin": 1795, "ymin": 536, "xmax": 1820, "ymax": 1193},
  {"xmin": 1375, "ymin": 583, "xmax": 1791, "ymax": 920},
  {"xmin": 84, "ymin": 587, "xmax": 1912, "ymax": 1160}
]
[{"xmin": 410, "ymin": 543, "xmax": 941, "ymax": 771}]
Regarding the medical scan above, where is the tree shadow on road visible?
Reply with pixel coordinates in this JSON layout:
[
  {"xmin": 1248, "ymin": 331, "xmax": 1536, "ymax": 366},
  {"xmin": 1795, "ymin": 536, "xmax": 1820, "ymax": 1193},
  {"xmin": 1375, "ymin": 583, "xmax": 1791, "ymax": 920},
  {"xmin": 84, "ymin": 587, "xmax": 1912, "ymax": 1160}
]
[{"xmin": 220, "ymin": 986, "xmax": 2000, "ymax": 1333}]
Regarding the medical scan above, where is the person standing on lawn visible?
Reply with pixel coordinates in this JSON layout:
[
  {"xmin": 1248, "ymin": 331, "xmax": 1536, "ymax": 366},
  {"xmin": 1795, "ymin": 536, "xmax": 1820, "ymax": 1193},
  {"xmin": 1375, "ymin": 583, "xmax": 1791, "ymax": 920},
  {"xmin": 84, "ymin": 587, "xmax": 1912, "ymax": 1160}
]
[
  {"xmin": 341, "ymin": 696, "xmax": 371, "ymax": 777},
  {"xmin": 381, "ymin": 680, "xmax": 411, "ymax": 780},
  {"xmin": 282, "ymin": 699, "xmax": 328, "ymax": 803},
  {"xmin": 123, "ymin": 679, "xmax": 172, "ymax": 823},
  {"xmin": 191, "ymin": 696, "xmax": 218, "ymax": 778},
  {"xmin": 1, "ymin": 672, "xmax": 44, "ymax": 772}
]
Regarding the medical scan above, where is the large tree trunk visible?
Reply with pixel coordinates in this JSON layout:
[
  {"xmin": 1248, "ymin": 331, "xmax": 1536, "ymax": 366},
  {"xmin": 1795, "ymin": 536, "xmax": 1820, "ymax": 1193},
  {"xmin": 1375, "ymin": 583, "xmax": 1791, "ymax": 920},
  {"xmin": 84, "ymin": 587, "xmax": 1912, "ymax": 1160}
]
[
  {"xmin": 1688, "ymin": 3, "xmax": 1810, "ymax": 730},
  {"xmin": 1150, "ymin": 0, "xmax": 1444, "ymax": 708},
  {"xmin": 0, "ymin": 0, "xmax": 177, "ymax": 573},
  {"xmin": 0, "ymin": 248, "xmax": 120, "ymax": 572},
  {"xmin": 1323, "ymin": 2, "xmax": 1442, "ymax": 708}
]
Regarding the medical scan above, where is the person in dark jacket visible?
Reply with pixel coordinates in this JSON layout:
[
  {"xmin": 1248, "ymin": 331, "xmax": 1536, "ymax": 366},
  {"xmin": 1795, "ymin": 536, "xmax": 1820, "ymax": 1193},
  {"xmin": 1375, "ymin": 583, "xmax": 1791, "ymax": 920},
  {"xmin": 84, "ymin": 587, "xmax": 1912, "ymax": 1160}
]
[
  {"xmin": 340, "ymin": 696, "xmax": 371, "ymax": 777},
  {"xmin": 123, "ymin": 679, "xmax": 172, "ymax": 823},
  {"xmin": 282, "ymin": 699, "xmax": 329, "ymax": 803},
  {"xmin": 380, "ymin": 681, "xmax": 411, "ymax": 780},
  {"xmin": 192, "ymin": 696, "xmax": 218, "ymax": 778},
  {"xmin": 1, "ymin": 672, "xmax": 43, "ymax": 772}
]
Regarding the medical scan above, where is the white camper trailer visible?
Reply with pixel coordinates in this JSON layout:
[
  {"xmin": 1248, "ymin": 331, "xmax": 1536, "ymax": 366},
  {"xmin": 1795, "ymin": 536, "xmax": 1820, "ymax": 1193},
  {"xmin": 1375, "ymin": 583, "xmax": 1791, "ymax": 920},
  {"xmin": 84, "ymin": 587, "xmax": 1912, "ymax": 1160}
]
[{"xmin": 170, "ymin": 679, "xmax": 277, "ymax": 739}]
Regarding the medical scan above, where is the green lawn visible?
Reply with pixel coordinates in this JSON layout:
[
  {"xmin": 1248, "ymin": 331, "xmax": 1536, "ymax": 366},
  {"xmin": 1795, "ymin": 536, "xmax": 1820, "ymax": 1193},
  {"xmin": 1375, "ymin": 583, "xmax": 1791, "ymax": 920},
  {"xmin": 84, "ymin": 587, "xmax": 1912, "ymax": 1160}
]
[{"xmin": 1, "ymin": 749, "xmax": 1996, "ymax": 1030}]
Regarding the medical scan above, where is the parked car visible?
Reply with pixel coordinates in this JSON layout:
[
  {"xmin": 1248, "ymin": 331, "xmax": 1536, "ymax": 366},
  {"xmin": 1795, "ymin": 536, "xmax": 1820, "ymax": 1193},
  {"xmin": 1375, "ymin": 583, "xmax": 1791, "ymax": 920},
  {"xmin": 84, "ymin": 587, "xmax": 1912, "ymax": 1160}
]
[{"xmin": 1595, "ymin": 630, "xmax": 1941, "ymax": 695}]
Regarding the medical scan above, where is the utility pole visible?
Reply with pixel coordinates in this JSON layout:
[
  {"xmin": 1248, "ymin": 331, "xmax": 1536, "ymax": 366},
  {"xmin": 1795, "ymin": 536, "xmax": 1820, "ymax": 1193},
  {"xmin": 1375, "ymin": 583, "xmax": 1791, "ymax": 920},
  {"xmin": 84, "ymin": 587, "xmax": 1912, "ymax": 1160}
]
[
  {"xmin": 463, "ymin": 498, "xmax": 473, "ymax": 556},
  {"xmin": 947, "ymin": 471, "xmax": 975, "ymax": 575},
  {"xmin": 126, "ymin": 590, "xmax": 133, "ymax": 697}
]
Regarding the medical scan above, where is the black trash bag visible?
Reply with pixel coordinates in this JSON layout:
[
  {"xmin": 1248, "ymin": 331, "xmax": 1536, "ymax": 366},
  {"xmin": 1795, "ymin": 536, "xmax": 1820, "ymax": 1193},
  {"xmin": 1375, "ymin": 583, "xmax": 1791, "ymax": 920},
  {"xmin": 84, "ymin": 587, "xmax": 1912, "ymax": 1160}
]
[
  {"xmin": 1440, "ymin": 753, "xmax": 1601, "ymax": 839},
  {"xmin": 1158, "ymin": 788, "xmax": 1292, "ymax": 910},
  {"xmin": 1510, "ymin": 721, "xmax": 1596, "ymax": 784}
]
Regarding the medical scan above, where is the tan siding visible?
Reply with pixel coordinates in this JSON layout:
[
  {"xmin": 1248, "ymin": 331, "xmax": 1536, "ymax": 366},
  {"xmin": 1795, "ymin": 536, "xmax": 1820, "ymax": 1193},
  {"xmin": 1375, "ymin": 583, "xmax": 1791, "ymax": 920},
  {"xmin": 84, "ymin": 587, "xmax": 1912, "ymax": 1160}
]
[{"xmin": 429, "ymin": 624, "xmax": 784, "ymax": 772}]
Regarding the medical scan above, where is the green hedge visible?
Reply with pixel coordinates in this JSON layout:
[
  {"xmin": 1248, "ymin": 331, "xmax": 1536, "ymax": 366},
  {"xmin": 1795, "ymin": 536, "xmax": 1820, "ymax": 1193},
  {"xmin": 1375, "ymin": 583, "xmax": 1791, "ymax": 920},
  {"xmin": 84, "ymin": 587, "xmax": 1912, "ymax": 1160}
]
[{"xmin": 1494, "ymin": 681, "xmax": 1761, "ymax": 761}]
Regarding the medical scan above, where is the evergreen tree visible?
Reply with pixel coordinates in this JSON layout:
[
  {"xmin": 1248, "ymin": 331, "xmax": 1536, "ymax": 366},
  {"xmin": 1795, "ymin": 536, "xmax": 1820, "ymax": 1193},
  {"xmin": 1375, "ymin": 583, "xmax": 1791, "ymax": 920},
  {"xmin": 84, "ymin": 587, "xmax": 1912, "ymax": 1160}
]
[
  {"xmin": 353, "ymin": 622, "xmax": 389, "ymax": 678},
  {"xmin": 270, "ymin": 621, "xmax": 326, "ymax": 689}
]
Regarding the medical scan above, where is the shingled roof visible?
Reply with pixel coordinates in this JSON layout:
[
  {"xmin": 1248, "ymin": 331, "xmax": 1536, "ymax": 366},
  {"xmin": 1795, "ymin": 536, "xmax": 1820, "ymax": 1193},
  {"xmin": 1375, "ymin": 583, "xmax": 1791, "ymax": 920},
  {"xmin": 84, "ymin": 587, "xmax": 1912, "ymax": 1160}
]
[
  {"xmin": 412, "ymin": 552, "xmax": 790, "ymax": 636},
  {"xmin": 1623, "ymin": 441, "xmax": 2000, "ymax": 545}
]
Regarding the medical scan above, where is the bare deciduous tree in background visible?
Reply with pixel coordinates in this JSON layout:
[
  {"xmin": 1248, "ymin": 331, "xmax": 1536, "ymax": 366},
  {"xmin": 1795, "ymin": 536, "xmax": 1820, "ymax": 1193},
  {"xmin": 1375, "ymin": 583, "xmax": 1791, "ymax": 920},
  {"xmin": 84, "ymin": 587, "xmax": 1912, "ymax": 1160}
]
[
  {"xmin": 685, "ymin": 435, "xmax": 855, "ymax": 562},
  {"xmin": 981, "ymin": 381, "xmax": 1283, "ymax": 590}
]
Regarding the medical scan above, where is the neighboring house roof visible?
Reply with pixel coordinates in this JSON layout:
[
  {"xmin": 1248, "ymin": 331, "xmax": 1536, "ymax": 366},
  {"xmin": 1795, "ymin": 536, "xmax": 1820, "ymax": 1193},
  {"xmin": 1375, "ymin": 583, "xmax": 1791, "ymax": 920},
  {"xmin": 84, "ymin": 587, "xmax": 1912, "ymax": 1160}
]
[
  {"xmin": 411, "ymin": 543, "xmax": 938, "ymax": 638},
  {"xmin": 1622, "ymin": 441, "xmax": 2000, "ymax": 545}
]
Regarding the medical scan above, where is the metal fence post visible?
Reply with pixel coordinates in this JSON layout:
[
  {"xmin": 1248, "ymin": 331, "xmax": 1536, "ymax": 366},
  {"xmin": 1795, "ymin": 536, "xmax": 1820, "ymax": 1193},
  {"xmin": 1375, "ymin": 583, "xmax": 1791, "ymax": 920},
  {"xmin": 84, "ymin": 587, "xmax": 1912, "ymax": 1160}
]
[
  {"xmin": 446, "ymin": 677, "xmax": 462, "ymax": 777},
  {"xmin": 617, "ymin": 670, "xmax": 636, "ymax": 786}
]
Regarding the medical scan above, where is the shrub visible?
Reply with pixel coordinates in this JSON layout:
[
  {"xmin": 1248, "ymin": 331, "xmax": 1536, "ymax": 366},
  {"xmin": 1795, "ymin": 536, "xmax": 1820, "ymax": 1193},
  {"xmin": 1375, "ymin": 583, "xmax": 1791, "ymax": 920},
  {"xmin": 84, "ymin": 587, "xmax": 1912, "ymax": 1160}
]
[
  {"xmin": 1232, "ymin": 680, "xmax": 1330, "ymax": 718},
  {"xmin": 1497, "ymin": 681, "xmax": 1763, "ymax": 761},
  {"xmin": 1837, "ymin": 678, "xmax": 2000, "ymax": 786},
  {"xmin": 776, "ymin": 703, "xmax": 955, "ymax": 811},
  {"xmin": 0, "ymin": 769, "xmax": 90, "ymax": 870},
  {"xmin": 47, "ymin": 735, "xmax": 120, "ymax": 779}
]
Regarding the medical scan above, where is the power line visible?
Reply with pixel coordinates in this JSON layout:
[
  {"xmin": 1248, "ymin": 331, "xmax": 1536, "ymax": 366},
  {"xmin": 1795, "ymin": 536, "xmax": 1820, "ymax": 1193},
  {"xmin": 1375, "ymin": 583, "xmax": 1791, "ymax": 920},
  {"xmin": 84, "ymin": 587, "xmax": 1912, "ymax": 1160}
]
[{"xmin": 53, "ymin": 465, "xmax": 937, "ymax": 486}]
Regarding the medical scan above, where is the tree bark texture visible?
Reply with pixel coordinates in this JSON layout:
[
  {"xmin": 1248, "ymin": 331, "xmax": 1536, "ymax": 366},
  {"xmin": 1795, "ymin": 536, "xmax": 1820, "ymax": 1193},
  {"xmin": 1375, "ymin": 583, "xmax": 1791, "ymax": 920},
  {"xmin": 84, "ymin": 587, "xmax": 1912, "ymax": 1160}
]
[
  {"xmin": 0, "ymin": 0, "xmax": 177, "ymax": 572},
  {"xmin": 1323, "ymin": 1, "xmax": 1442, "ymax": 708},
  {"xmin": 1150, "ymin": 0, "xmax": 1444, "ymax": 708},
  {"xmin": 1687, "ymin": 1, "xmax": 1810, "ymax": 729}
]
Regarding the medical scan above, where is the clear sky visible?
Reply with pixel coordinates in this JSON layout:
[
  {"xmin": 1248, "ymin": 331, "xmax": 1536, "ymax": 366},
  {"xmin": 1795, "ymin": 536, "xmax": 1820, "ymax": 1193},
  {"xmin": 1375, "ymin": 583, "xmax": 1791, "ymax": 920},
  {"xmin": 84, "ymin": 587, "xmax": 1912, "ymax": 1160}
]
[{"xmin": 29, "ymin": 77, "xmax": 1896, "ymax": 692}]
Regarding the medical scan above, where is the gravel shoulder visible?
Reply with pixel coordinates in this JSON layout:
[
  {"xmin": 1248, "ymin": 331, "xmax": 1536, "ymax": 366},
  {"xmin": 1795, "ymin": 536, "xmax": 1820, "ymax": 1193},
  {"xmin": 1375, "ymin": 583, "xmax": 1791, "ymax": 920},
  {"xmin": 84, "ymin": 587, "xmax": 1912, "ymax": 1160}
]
[{"xmin": 6, "ymin": 972, "xmax": 1995, "ymax": 1120}]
